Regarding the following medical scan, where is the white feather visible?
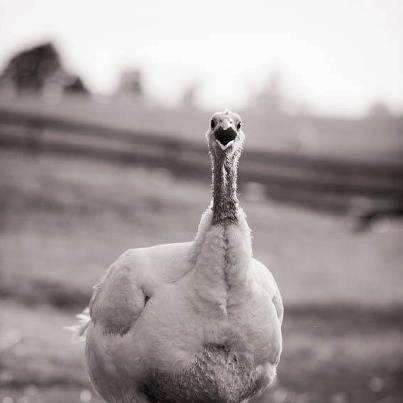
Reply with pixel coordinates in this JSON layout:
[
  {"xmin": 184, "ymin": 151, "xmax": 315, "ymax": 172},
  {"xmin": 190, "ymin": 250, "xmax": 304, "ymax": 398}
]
[{"xmin": 64, "ymin": 307, "xmax": 90, "ymax": 343}]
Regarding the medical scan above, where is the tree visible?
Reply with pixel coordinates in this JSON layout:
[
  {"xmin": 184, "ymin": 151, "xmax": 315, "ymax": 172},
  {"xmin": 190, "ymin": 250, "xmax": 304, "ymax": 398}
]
[
  {"xmin": 253, "ymin": 72, "xmax": 285, "ymax": 114},
  {"xmin": 115, "ymin": 69, "xmax": 143, "ymax": 99},
  {"xmin": 0, "ymin": 41, "xmax": 89, "ymax": 97},
  {"xmin": 0, "ymin": 42, "xmax": 62, "ymax": 93}
]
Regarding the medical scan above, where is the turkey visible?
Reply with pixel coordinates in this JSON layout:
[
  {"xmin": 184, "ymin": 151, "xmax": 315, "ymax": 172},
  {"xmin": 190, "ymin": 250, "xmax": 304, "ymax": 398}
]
[{"xmin": 70, "ymin": 109, "xmax": 283, "ymax": 403}]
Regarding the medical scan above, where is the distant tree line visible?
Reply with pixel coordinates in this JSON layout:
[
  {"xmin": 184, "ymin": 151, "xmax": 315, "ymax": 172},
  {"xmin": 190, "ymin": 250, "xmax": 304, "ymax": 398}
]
[
  {"xmin": 0, "ymin": 41, "xmax": 149, "ymax": 102},
  {"xmin": 0, "ymin": 41, "xmax": 398, "ymax": 117}
]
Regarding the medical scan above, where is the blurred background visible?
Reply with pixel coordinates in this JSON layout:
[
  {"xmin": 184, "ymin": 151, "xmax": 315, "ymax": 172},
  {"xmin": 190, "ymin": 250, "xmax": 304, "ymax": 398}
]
[{"xmin": 0, "ymin": 1, "xmax": 402, "ymax": 402}]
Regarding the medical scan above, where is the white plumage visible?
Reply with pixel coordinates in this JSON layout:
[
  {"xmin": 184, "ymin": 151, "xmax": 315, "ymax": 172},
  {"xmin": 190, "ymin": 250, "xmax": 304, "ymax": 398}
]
[{"xmin": 71, "ymin": 110, "xmax": 283, "ymax": 403}]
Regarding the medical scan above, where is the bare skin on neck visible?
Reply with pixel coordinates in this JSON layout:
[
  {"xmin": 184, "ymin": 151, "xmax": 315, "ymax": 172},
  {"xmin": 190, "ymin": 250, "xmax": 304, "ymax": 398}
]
[{"xmin": 211, "ymin": 149, "xmax": 241, "ymax": 225}]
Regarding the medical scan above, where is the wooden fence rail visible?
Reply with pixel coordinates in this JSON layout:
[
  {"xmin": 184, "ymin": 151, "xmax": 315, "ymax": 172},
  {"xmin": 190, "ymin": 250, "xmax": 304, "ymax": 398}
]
[{"xmin": 0, "ymin": 108, "xmax": 402, "ymax": 215}]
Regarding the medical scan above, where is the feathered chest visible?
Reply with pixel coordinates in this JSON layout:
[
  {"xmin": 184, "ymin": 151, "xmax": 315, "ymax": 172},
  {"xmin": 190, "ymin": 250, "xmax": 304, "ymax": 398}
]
[{"xmin": 144, "ymin": 344, "xmax": 272, "ymax": 403}]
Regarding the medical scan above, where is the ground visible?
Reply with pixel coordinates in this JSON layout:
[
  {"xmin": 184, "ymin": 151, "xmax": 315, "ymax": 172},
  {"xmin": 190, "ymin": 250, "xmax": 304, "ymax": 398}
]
[{"xmin": 0, "ymin": 149, "xmax": 402, "ymax": 403}]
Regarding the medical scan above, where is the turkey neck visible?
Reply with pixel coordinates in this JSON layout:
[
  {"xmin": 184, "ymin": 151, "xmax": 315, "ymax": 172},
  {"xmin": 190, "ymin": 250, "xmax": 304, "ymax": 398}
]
[
  {"xmin": 211, "ymin": 148, "xmax": 241, "ymax": 225},
  {"xmin": 188, "ymin": 146, "xmax": 252, "ymax": 314}
]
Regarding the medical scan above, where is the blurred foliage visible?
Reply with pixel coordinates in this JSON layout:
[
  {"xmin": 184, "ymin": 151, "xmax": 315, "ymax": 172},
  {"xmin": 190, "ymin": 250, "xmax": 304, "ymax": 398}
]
[{"xmin": 0, "ymin": 42, "xmax": 89, "ymax": 98}]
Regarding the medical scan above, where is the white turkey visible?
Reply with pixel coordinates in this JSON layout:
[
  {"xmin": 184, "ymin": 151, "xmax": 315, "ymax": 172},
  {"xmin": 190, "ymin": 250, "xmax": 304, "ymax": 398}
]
[{"xmin": 71, "ymin": 109, "xmax": 283, "ymax": 403}]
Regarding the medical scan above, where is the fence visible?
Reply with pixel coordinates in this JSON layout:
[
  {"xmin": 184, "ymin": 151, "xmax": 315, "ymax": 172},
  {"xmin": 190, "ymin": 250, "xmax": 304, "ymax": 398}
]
[{"xmin": 0, "ymin": 108, "xmax": 402, "ymax": 215}]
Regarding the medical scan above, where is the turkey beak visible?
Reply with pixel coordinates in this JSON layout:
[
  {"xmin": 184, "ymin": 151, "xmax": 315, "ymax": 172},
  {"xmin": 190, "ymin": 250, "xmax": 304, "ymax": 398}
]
[{"xmin": 214, "ymin": 120, "xmax": 237, "ymax": 151}]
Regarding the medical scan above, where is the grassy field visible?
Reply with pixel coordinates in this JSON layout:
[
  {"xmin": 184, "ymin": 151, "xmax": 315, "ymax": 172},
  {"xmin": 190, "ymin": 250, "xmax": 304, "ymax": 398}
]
[{"xmin": 1, "ymin": 149, "xmax": 403, "ymax": 403}]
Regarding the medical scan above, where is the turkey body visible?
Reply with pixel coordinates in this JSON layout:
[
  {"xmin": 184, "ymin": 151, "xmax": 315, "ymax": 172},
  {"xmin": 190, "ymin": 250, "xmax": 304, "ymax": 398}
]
[
  {"xmin": 82, "ymin": 110, "xmax": 283, "ymax": 403},
  {"xmin": 85, "ymin": 210, "xmax": 283, "ymax": 403}
]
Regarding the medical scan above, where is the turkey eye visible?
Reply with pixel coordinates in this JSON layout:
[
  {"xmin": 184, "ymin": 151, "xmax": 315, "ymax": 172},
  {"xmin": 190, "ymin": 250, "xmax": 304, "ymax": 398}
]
[
  {"xmin": 211, "ymin": 119, "xmax": 216, "ymax": 129},
  {"xmin": 237, "ymin": 121, "xmax": 242, "ymax": 130}
]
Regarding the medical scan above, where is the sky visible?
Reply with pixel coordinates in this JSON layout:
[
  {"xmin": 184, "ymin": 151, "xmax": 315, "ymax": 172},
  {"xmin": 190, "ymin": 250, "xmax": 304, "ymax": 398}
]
[{"xmin": 0, "ymin": 0, "xmax": 402, "ymax": 116}]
